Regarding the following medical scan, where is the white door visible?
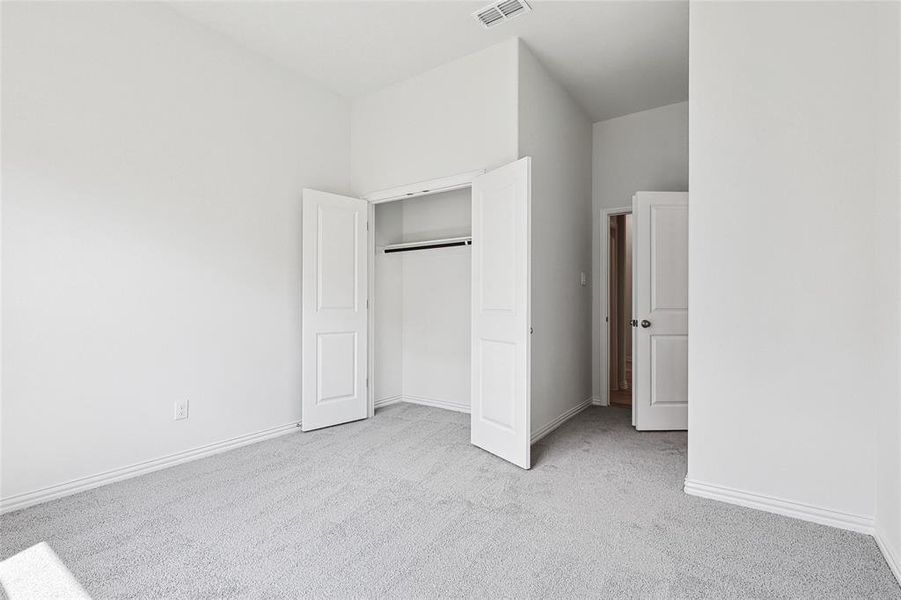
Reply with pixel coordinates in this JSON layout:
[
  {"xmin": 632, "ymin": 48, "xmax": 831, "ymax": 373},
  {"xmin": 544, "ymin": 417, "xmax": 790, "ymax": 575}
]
[
  {"xmin": 302, "ymin": 189, "xmax": 369, "ymax": 432},
  {"xmin": 633, "ymin": 192, "xmax": 689, "ymax": 430},
  {"xmin": 470, "ymin": 158, "xmax": 531, "ymax": 469}
]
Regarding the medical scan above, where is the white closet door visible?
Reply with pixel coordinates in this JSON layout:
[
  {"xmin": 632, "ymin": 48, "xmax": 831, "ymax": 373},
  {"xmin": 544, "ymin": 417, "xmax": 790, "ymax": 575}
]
[
  {"xmin": 302, "ymin": 189, "xmax": 369, "ymax": 432},
  {"xmin": 633, "ymin": 191, "xmax": 689, "ymax": 431},
  {"xmin": 470, "ymin": 158, "xmax": 531, "ymax": 469}
]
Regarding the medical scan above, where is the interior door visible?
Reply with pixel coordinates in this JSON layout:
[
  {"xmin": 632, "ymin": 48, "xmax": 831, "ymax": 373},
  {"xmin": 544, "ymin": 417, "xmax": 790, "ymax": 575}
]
[
  {"xmin": 633, "ymin": 191, "xmax": 689, "ymax": 430},
  {"xmin": 470, "ymin": 158, "xmax": 531, "ymax": 469},
  {"xmin": 302, "ymin": 189, "xmax": 369, "ymax": 432}
]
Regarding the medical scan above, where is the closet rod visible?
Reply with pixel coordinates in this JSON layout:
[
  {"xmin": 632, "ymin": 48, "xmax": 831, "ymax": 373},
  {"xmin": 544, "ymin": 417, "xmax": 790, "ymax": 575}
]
[{"xmin": 383, "ymin": 237, "xmax": 472, "ymax": 254}]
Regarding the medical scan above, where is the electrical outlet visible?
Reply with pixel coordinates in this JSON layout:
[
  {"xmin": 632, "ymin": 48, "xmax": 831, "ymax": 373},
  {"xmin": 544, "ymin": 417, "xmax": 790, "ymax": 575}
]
[
  {"xmin": 174, "ymin": 399, "xmax": 189, "ymax": 421},
  {"xmin": 580, "ymin": 271, "xmax": 588, "ymax": 287}
]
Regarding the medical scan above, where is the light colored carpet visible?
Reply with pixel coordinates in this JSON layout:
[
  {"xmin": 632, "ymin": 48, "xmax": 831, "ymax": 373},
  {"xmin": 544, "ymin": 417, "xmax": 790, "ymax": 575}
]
[{"xmin": 1, "ymin": 404, "xmax": 899, "ymax": 599}]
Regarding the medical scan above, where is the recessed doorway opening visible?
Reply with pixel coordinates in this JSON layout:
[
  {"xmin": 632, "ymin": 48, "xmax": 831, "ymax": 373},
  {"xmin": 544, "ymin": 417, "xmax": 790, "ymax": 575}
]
[{"xmin": 607, "ymin": 212, "xmax": 633, "ymax": 409}]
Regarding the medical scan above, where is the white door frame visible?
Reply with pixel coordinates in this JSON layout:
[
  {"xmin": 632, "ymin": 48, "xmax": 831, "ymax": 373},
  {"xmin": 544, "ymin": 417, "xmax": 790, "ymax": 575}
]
[
  {"xmin": 364, "ymin": 170, "xmax": 484, "ymax": 418},
  {"xmin": 598, "ymin": 206, "xmax": 633, "ymax": 408}
]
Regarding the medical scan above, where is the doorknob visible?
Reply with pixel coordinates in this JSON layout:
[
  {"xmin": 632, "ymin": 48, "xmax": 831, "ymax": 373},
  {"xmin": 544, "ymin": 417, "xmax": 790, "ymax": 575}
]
[{"xmin": 640, "ymin": 320, "xmax": 651, "ymax": 328}]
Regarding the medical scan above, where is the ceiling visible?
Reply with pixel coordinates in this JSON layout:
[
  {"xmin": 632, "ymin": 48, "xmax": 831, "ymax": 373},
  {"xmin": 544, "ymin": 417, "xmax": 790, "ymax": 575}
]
[{"xmin": 169, "ymin": 1, "xmax": 688, "ymax": 122}]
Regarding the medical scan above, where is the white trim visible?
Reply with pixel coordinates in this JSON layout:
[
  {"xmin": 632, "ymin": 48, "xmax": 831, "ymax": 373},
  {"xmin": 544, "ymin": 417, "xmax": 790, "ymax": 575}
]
[
  {"xmin": 684, "ymin": 478, "xmax": 875, "ymax": 534},
  {"xmin": 876, "ymin": 531, "xmax": 901, "ymax": 586},
  {"xmin": 598, "ymin": 206, "xmax": 632, "ymax": 409},
  {"xmin": 402, "ymin": 395, "xmax": 470, "ymax": 413},
  {"xmin": 363, "ymin": 170, "xmax": 485, "ymax": 204},
  {"xmin": 1, "ymin": 422, "xmax": 300, "ymax": 514},
  {"xmin": 531, "ymin": 397, "xmax": 594, "ymax": 444},
  {"xmin": 374, "ymin": 395, "xmax": 402, "ymax": 409},
  {"xmin": 591, "ymin": 396, "xmax": 604, "ymax": 406},
  {"xmin": 367, "ymin": 202, "xmax": 376, "ymax": 419}
]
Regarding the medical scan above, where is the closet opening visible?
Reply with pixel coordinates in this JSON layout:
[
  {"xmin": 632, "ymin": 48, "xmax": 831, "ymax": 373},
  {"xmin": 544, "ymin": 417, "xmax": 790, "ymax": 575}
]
[{"xmin": 371, "ymin": 187, "xmax": 473, "ymax": 415}]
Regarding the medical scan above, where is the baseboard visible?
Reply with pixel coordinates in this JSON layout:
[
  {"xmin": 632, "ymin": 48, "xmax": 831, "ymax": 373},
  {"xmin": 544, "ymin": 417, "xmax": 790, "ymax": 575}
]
[
  {"xmin": 591, "ymin": 396, "xmax": 605, "ymax": 406},
  {"xmin": 402, "ymin": 395, "xmax": 470, "ymax": 413},
  {"xmin": 531, "ymin": 397, "xmax": 594, "ymax": 444},
  {"xmin": 0, "ymin": 421, "xmax": 300, "ymax": 514},
  {"xmin": 876, "ymin": 530, "xmax": 901, "ymax": 586},
  {"xmin": 374, "ymin": 395, "xmax": 402, "ymax": 409},
  {"xmin": 684, "ymin": 478, "xmax": 874, "ymax": 534}
]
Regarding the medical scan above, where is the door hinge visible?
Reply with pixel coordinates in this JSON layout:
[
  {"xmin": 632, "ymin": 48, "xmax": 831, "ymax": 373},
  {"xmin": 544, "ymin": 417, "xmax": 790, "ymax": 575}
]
[
  {"xmin": 365, "ymin": 377, "xmax": 369, "ymax": 388},
  {"xmin": 366, "ymin": 299, "xmax": 369, "ymax": 309}
]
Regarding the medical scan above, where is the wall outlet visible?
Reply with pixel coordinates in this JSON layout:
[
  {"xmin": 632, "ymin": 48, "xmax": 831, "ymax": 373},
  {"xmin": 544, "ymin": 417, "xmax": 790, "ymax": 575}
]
[
  {"xmin": 174, "ymin": 399, "xmax": 189, "ymax": 421},
  {"xmin": 580, "ymin": 271, "xmax": 588, "ymax": 287}
]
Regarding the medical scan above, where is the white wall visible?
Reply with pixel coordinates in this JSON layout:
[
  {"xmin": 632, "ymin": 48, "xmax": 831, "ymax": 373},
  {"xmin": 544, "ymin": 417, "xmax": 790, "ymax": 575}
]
[
  {"xmin": 1, "ymin": 2, "xmax": 350, "ymax": 503},
  {"xmin": 590, "ymin": 102, "xmax": 688, "ymax": 403},
  {"xmin": 876, "ymin": 2, "xmax": 901, "ymax": 581},
  {"xmin": 373, "ymin": 202, "xmax": 404, "ymax": 404},
  {"xmin": 688, "ymin": 1, "xmax": 899, "ymax": 530},
  {"xmin": 517, "ymin": 42, "xmax": 593, "ymax": 435},
  {"xmin": 350, "ymin": 40, "xmax": 518, "ymax": 196},
  {"xmin": 401, "ymin": 190, "xmax": 471, "ymax": 410}
]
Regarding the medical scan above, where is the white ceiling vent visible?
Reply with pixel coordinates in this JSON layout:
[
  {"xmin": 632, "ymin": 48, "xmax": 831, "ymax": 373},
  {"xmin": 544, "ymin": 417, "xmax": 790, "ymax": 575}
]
[{"xmin": 473, "ymin": 0, "xmax": 531, "ymax": 29}]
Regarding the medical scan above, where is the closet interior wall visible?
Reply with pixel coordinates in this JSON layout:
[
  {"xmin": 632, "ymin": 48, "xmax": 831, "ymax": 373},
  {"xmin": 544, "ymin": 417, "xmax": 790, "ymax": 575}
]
[{"xmin": 374, "ymin": 189, "xmax": 473, "ymax": 412}]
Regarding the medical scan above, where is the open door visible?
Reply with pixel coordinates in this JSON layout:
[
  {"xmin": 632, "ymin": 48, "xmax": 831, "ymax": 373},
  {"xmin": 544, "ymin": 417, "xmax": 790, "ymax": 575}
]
[
  {"xmin": 470, "ymin": 158, "xmax": 531, "ymax": 469},
  {"xmin": 301, "ymin": 189, "xmax": 369, "ymax": 432},
  {"xmin": 633, "ymin": 191, "xmax": 689, "ymax": 431}
]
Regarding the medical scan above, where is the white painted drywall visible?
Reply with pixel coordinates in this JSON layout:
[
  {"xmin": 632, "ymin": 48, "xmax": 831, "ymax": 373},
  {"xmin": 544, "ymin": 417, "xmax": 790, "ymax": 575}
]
[
  {"xmin": 590, "ymin": 102, "xmax": 688, "ymax": 404},
  {"xmin": 876, "ymin": 1, "xmax": 901, "ymax": 581},
  {"xmin": 1, "ymin": 2, "xmax": 350, "ymax": 501},
  {"xmin": 517, "ymin": 42, "xmax": 593, "ymax": 435},
  {"xmin": 401, "ymin": 190, "xmax": 471, "ymax": 410},
  {"xmin": 350, "ymin": 40, "xmax": 518, "ymax": 196},
  {"xmin": 373, "ymin": 202, "xmax": 404, "ymax": 404},
  {"xmin": 688, "ymin": 1, "xmax": 899, "ymax": 524}
]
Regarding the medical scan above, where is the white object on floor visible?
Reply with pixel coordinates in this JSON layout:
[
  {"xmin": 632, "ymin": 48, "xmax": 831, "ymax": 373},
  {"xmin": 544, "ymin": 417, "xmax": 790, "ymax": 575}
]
[{"xmin": 0, "ymin": 542, "xmax": 91, "ymax": 599}]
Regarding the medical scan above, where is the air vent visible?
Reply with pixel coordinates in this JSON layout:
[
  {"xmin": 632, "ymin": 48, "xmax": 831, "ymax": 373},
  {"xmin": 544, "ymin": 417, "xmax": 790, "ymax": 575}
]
[{"xmin": 473, "ymin": 0, "xmax": 531, "ymax": 29}]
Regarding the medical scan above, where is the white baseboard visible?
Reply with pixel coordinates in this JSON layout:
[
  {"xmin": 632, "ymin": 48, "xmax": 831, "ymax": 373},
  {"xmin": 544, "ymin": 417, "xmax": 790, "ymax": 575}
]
[
  {"xmin": 402, "ymin": 395, "xmax": 470, "ymax": 413},
  {"xmin": 876, "ymin": 530, "xmax": 901, "ymax": 586},
  {"xmin": 0, "ymin": 421, "xmax": 300, "ymax": 514},
  {"xmin": 684, "ymin": 478, "xmax": 874, "ymax": 534},
  {"xmin": 591, "ymin": 396, "xmax": 605, "ymax": 406},
  {"xmin": 531, "ymin": 397, "xmax": 594, "ymax": 444},
  {"xmin": 374, "ymin": 395, "xmax": 402, "ymax": 409}
]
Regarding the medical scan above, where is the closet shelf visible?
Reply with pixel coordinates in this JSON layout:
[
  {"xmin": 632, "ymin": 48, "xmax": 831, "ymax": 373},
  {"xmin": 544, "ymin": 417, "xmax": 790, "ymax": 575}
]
[{"xmin": 383, "ymin": 236, "xmax": 472, "ymax": 254}]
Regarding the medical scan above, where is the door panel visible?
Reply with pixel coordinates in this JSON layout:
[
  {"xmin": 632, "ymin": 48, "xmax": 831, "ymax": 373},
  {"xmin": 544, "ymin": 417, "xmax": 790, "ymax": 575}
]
[
  {"xmin": 302, "ymin": 189, "xmax": 368, "ymax": 431},
  {"xmin": 634, "ymin": 192, "xmax": 688, "ymax": 431},
  {"xmin": 471, "ymin": 158, "xmax": 531, "ymax": 469}
]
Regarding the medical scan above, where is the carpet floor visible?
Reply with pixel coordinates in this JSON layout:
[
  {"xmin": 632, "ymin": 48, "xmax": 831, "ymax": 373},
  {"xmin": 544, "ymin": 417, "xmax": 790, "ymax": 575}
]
[{"xmin": 2, "ymin": 404, "xmax": 899, "ymax": 599}]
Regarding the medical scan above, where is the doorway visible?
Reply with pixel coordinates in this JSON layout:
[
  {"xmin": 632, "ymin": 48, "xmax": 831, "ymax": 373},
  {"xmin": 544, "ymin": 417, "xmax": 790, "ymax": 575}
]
[{"xmin": 607, "ymin": 213, "xmax": 633, "ymax": 408}]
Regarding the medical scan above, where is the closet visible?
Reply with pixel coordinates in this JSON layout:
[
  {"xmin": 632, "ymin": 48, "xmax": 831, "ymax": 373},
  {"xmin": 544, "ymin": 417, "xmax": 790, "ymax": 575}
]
[
  {"xmin": 373, "ymin": 189, "xmax": 472, "ymax": 413},
  {"xmin": 301, "ymin": 158, "xmax": 532, "ymax": 468}
]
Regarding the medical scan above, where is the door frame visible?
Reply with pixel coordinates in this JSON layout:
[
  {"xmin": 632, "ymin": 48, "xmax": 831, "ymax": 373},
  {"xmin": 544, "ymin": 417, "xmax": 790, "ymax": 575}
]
[
  {"xmin": 598, "ymin": 206, "xmax": 633, "ymax": 409},
  {"xmin": 364, "ymin": 170, "xmax": 485, "ymax": 418}
]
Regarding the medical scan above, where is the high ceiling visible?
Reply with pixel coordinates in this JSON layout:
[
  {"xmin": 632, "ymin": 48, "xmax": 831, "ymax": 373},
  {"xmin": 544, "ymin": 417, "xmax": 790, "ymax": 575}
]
[{"xmin": 169, "ymin": 1, "xmax": 688, "ymax": 122}]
